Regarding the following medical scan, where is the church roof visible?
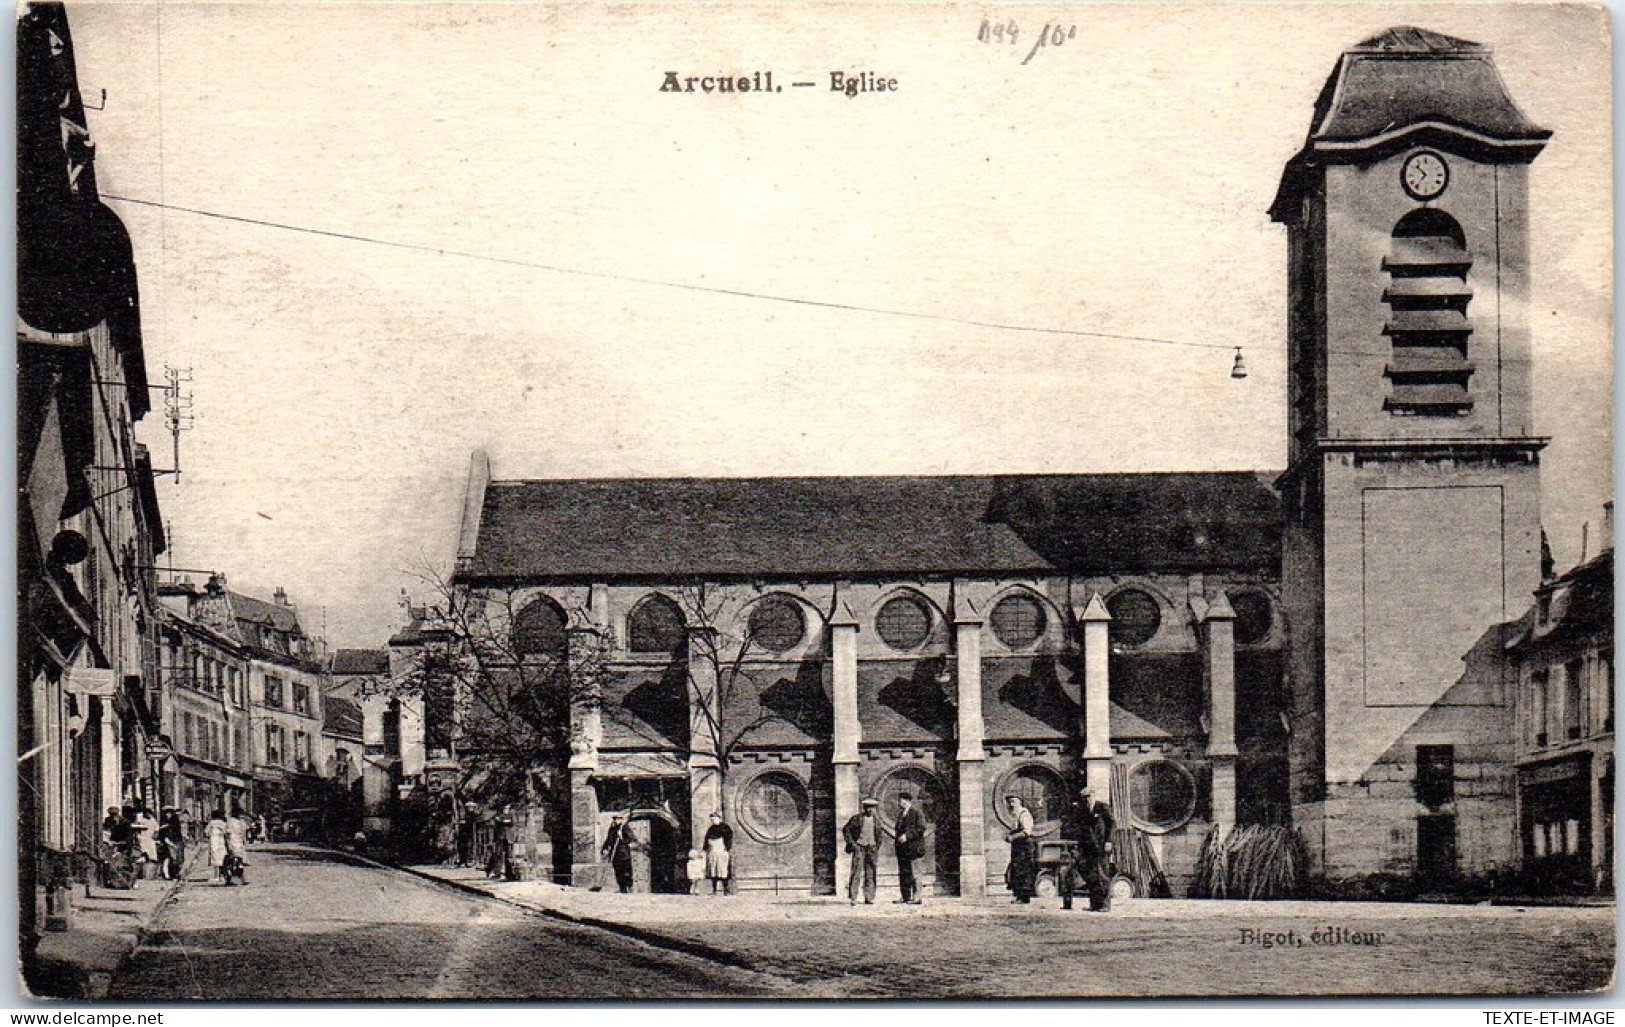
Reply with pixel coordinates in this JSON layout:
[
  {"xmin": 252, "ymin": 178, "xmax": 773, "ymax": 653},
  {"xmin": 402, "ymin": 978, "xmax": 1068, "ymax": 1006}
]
[
  {"xmin": 1312, "ymin": 27, "xmax": 1547, "ymax": 145},
  {"xmin": 1272, "ymin": 25, "xmax": 1550, "ymax": 221},
  {"xmin": 459, "ymin": 472, "xmax": 1282, "ymax": 582},
  {"xmin": 330, "ymin": 648, "xmax": 389, "ymax": 676}
]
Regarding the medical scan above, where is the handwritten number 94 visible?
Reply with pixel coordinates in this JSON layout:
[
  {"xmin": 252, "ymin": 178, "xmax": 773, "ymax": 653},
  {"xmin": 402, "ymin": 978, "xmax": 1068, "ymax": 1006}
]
[{"xmin": 978, "ymin": 19, "xmax": 1077, "ymax": 64}]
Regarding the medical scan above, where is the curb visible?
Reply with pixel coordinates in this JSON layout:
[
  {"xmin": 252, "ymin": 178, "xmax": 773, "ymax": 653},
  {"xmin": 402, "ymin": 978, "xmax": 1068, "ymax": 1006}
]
[
  {"xmin": 381, "ymin": 860, "xmax": 768, "ymax": 976},
  {"xmin": 27, "ymin": 868, "xmax": 188, "ymax": 1001}
]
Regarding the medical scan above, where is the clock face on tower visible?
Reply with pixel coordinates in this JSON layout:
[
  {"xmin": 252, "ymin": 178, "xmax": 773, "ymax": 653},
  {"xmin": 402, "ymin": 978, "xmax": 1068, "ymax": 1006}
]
[{"xmin": 1401, "ymin": 151, "xmax": 1450, "ymax": 201}]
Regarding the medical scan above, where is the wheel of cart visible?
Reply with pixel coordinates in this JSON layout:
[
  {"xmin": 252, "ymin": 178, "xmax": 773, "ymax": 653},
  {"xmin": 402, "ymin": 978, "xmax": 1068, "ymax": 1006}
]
[
  {"xmin": 1109, "ymin": 871, "xmax": 1140, "ymax": 902},
  {"xmin": 1033, "ymin": 839, "xmax": 1075, "ymax": 899}
]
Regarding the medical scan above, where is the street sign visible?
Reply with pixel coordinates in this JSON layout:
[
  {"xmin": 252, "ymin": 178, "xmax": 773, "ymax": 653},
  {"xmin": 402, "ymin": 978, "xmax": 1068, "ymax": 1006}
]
[{"xmin": 63, "ymin": 666, "xmax": 117, "ymax": 696}]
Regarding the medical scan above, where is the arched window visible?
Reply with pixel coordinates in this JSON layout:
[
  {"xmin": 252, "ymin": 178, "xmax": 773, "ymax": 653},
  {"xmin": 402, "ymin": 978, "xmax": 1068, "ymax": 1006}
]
[
  {"xmin": 1106, "ymin": 588, "xmax": 1161, "ymax": 648},
  {"xmin": 1383, "ymin": 206, "xmax": 1473, "ymax": 415},
  {"xmin": 747, "ymin": 596, "xmax": 806, "ymax": 654},
  {"xmin": 511, "ymin": 598, "xmax": 567, "ymax": 660},
  {"xmin": 990, "ymin": 593, "xmax": 1047, "ymax": 649},
  {"xmin": 1228, "ymin": 590, "xmax": 1273, "ymax": 646},
  {"xmin": 627, "ymin": 594, "xmax": 685, "ymax": 655}
]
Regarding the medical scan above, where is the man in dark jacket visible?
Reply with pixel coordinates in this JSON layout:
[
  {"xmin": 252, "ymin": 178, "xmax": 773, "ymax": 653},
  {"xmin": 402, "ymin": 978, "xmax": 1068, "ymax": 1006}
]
[
  {"xmin": 600, "ymin": 813, "xmax": 636, "ymax": 893},
  {"xmin": 892, "ymin": 792, "xmax": 927, "ymax": 904},
  {"xmin": 1061, "ymin": 789, "xmax": 1115, "ymax": 911}
]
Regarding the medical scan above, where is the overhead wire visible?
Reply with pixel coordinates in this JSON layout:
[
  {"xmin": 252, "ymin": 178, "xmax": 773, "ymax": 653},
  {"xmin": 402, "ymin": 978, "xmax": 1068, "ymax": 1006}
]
[{"xmin": 102, "ymin": 193, "xmax": 1526, "ymax": 365}]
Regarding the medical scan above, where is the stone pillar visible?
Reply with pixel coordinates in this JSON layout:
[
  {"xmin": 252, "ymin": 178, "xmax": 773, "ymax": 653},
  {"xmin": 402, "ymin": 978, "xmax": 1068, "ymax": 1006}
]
[
  {"xmin": 1203, "ymin": 593, "xmax": 1239, "ymax": 832},
  {"xmin": 829, "ymin": 598, "xmax": 861, "ymax": 893},
  {"xmin": 953, "ymin": 590, "xmax": 987, "ymax": 897},
  {"xmin": 1078, "ymin": 594, "xmax": 1113, "ymax": 800},
  {"xmin": 687, "ymin": 624, "xmax": 723, "ymax": 849},
  {"xmin": 566, "ymin": 616, "xmax": 606, "ymax": 889}
]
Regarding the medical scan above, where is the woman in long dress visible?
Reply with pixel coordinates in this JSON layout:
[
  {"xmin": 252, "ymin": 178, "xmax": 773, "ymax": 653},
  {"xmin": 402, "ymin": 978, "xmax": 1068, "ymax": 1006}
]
[
  {"xmin": 204, "ymin": 810, "xmax": 230, "ymax": 884},
  {"xmin": 1004, "ymin": 796, "xmax": 1037, "ymax": 903},
  {"xmin": 130, "ymin": 806, "xmax": 159, "ymax": 880},
  {"xmin": 224, "ymin": 809, "xmax": 251, "ymax": 884},
  {"xmin": 702, "ymin": 812, "xmax": 733, "ymax": 895},
  {"xmin": 156, "ymin": 809, "xmax": 186, "ymax": 881}
]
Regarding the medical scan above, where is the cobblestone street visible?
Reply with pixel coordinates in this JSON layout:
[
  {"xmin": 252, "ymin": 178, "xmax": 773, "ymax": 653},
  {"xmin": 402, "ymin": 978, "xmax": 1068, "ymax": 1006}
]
[
  {"xmin": 104, "ymin": 845, "xmax": 1614, "ymax": 1000},
  {"xmin": 415, "ymin": 866, "xmax": 1617, "ymax": 999},
  {"xmin": 634, "ymin": 901, "xmax": 1615, "ymax": 997},
  {"xmin": 106, "ymin": 846, "xmax": 811, "ymax": 1000}
]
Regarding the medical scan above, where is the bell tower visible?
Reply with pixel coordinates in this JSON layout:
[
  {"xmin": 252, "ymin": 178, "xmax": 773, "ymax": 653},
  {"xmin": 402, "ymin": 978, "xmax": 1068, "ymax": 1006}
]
[{"xmin": 1271, "ymin": 28, "xmax": 1550, "ymax": 881}]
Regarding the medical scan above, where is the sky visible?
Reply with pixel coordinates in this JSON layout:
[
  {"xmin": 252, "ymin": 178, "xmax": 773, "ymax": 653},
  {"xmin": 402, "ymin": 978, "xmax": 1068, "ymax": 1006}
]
[{"xmin": 65, "ymin": 2, "xmax": 1613, "ymax": 649}]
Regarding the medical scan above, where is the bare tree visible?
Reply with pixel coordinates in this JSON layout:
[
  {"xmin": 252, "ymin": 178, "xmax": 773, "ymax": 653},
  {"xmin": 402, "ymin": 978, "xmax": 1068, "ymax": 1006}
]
[
  {"xmin": 675, "ymin": 584, "xmax": 792, "ymax": 797},
  {"xmin": 361, "ymin": 566, "xmax": 609, "ymax": 810}
]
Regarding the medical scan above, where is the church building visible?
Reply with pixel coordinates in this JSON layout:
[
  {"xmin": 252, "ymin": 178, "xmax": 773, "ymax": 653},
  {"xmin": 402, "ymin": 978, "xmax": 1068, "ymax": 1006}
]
[{"xmin": 445, "ymin": 26, "xmax": 1551, "ymax": 895}]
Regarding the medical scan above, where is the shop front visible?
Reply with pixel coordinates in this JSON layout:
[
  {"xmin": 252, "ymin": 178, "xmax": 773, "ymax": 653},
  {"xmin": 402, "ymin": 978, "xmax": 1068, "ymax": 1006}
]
[{"xmin": 1520, "ymin": 754, "xmax": 1593, "ymax": 894}]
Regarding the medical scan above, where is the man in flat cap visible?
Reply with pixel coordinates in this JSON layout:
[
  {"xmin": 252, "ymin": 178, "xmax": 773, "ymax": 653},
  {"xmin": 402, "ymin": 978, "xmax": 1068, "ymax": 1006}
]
[
  {"xmin": 1060, "ymin": 786, "xmax": 1115, "ymax": 911},
  {"xmin": 893, "ymin": 791, "xmax": 926, "ymax": 904},
  {"xmin": 842, "ymin": 797, "xmax": 884, "ymax": 905}
]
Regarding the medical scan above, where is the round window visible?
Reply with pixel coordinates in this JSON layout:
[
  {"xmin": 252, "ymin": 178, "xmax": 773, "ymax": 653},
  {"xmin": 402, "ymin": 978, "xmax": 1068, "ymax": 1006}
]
[
  {"xmin": 875, "ymin": 596, "xmax": 932, "ymax": 651},
  {"xmin": 873, "ymin": 765, "xmax": 943, "ymax": 835},
  {"xmin": 990, "ymin": 594, "xmax": 1047, "ymax": 649},
  {"xmin": 747, "ymin": 597, "xmax": 806, "ymax": 654},
  {"xmin": 1229, "ymin": 590, "xmax": 1273, "ymax": 646},
  {"xmin": 993, "ymin": 764, "xmax": 1068, "ymax": 833},
  {"xmin": 738, "ymin": 770, "xmax": 810, "ymax": 844},
  {"xmin": 1126, "ymin": 758, "xmax": 1197, "ymax": 833},
  {"xmin": 1106, "ymin": 588, "xmax": 1161, "ymax": 647}
]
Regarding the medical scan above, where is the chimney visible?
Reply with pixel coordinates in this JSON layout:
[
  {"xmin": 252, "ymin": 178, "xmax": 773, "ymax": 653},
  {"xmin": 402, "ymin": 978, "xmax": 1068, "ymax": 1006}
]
[{"xmin": 273, "ymin": 587, "xmax": 289, "ymax": 607}]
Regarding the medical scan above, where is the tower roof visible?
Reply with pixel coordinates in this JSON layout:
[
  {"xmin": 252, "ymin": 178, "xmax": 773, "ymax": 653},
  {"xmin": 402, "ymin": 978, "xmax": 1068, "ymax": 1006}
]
[{"xmin": 1271, "ymin": 26, "xmax": 1550, "ymax": 222}]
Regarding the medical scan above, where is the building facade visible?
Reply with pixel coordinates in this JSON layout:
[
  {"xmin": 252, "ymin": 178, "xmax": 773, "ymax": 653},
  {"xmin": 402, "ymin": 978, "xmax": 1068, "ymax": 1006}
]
[
  {"xmin": 450, "ymin": 458, "xmax": 1287, "ymax": 895},
  {"xmin": 1271, "ymin": 27, "xmax": 1550, "ymax": 883},
  {"xmin": 1509, "ymin": 542, "xmax": 1614, "ymax": 894},
  {"xmin": 161, "ymin": 577, "xmax": 330, "ymax": 821},
  {"xmin": 18, "ymin": 0, "xmax": 167, "ymax": 970},
  {"xmin": 155, "ymin": 591, "xmax": 255, "ymax": 823}
]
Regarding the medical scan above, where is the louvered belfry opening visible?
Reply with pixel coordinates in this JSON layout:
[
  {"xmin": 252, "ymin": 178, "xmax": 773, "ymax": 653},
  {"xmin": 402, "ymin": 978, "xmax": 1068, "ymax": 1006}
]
[{"xmin": 1381, "ymin": 208, "xmax": 1475, "ymax": 414}]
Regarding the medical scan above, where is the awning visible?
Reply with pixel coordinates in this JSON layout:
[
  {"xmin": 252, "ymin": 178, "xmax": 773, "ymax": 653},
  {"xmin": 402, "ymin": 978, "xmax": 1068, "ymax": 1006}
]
[{"xmin": 17, "ymin": 200, "xmax": 136, "ymax": 335}]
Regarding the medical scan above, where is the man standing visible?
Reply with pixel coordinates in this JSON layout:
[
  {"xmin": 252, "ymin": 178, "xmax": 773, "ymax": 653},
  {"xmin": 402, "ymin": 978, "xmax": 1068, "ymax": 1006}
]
[
  {"xmin": 842, "ymin": 797, "xmax": 884, "ymax": 905},
  {"xmin": 1059, "ymin": 788, "xmax": 1089, "ymax": 910},
  {"xmin": 600, "ymin": 813, "xmax": 637, "ymax": 893},
  {"xmin": 1062, "ymin": 789, "xmax": 1114, "ymax": 911},
  {"xmin": 892, "ymin": 792, "xmax": 926, "ymax": 904},
  {"xmin": 1085, "ymin": 798, "xmax": 1116, "ymax": 911}
]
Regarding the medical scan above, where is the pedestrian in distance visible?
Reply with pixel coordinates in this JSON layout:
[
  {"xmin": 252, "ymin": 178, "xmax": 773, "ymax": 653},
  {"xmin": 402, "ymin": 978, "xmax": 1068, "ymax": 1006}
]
[
  {"xmin": 456, "ymin": 801, "xmax": 478, "ymax": 867},
  {"xmin": 600, "ymin": 813, "xmax": 637, "ymax": 893},
  {"xmin": 892, "ymin": 791, "xmax": 926, "ymax": 904},
  {"xmin": 156, "ymin": 808, "xmax": 186, "ymax": 882},
  {"xmin": 842, "ymin": 797, "xmax": 885, "ymax": 905},
  {"xmin": 205, "ymin": 809, "xmax": 230, "ymax": 885},
  {"xmin": 486, "ymin": 805, "xmax": 514, "ymax": 881},
  {"xmin": 178, "ymin": 806, "xmax": 194, "ymax": 844},
  {"xmin": 685, "ymin": 849, "xmax": 706, "ymax": 895},
  {"xmin": 224, "ymin": 807, "xmax": 250, "ymax": 885},
  {"xmin": 102, "ymin": 807, "xmax": 136, "ymax": 890},
  {"xmin": 130, "ymin": 805, "xmax": 159, "ymax": 878},
  {"xmin": 702, "ymin": 811, "xmax": 733, "ymax": 895},
  {"xmin": 1004, "ymin": 795, "xmax": 1037, "ymax": 903}
]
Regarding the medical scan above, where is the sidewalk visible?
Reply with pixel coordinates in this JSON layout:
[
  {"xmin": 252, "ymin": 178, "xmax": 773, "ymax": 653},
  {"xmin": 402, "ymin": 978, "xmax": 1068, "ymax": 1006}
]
[{"xmin": 25, "ymin": 869, "xmax": 186, "ymax": 1000}]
